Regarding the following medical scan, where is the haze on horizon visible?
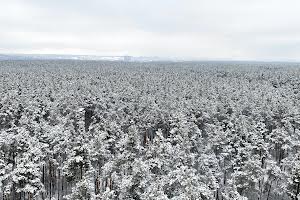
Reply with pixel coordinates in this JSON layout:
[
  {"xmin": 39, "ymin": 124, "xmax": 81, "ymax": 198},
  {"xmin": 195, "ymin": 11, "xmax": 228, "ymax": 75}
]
[{"xmin": 1, "ymin": 0, "xmax": 300, "ymax": 61}]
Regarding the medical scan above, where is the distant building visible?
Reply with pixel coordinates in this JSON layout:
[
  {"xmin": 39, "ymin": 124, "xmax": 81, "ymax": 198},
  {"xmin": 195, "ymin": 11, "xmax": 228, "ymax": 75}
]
[{"xmin": 124, "ymin": 56, "xmax": 132, "ymax": 62}]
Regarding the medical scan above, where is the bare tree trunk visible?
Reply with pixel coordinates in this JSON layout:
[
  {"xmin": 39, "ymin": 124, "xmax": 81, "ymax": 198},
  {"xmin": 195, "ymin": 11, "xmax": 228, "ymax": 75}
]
[
  {"xmin": 80, "ymin": 164, "xmax": 83, "ymax": 179},
  {"xmin": 295, "ymin": 181, "xmax": 300, "ymax": 200},
  {"xmin": 266, "ymin": 182, "xmax": 272, "ymax": 200},
  {"xmin": 216, "ymin": 188, "xmax": 219, "ymax": 200},
  {"xmin": 57, "ymin": 169, "xmax": 60, "ymax": 200},
  {"xmin": 61, "ymin": 175, "xmax": 64, "ymax": 198},
  {"xmin": 49, "ymin": 161, "xmax": 52, "ymax": 200}
]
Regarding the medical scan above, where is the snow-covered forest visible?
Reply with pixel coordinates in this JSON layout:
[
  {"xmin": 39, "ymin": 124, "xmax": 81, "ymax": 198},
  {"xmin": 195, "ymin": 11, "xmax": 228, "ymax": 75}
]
[{"xmin": 1, "ymin": 60, "xmax": 300, "ymax": 200}]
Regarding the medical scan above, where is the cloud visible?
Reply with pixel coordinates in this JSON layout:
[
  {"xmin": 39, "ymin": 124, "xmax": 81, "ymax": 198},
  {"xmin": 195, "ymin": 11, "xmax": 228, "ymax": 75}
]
[{"xmin": 0, "ymin": 0, "xmax": 300, "ymax": 60}]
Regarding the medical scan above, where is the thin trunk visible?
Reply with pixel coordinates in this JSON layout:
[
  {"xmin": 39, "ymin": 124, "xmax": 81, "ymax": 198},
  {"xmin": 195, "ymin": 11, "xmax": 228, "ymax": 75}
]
[
  {"xmin": 42, "ymin": 164, "xmax": 45, "ymax": 199},
  {"xmin": 295, "ymin": 181, "xmax": 300, "ymax": 200},
  {"xmin": 61, "ymin": 175, "xmax": 64, "ymax": 198},
  {"xmin": 42, "ymin": 165, "xmax": 45, "ymax": 184},
  {"xmin": 223, "ymin": 170, "xmax": 226, "ymax": 185},
  {"xmin": 49, "ymin": 180, "xmax": 52, "ymax": 200},
  {"xmin": 12, "ymin": 183, "xmax": 16, "ymax": 200},
  {"xmin": 49, "ymin": 161, "xmax": 52, "ymax": 200},
  {"xmin": 12, "ymin": 151, "xmax": 16, "ymax": 168},
  {"xmin": 80, "ymin": 164, "xmax": 83, "ymax": 179},
  {"xmin": 294, "ymin": 126, "xmax": 296, "ymax": 134},
  {"xmin": 49, "ymin": 165, "xmax": 52, "ymax": 200},
  {"xmin": 57, "ymin": 169, "xmax": 60, "ymax": 200},
  {"xmin": 216, "ymin": 188, "xmax": 219, "ymax": 200},
  {"xmin": 266, "ymin": 182, "xmax": 272, "ymax": 200},
  {"xmin": 258, "ymin": 180, "xmax": 261, "ymax": 200},
  {"xmin": 95, "ymin": 176, "xmax": 98, "ymax": 194}
]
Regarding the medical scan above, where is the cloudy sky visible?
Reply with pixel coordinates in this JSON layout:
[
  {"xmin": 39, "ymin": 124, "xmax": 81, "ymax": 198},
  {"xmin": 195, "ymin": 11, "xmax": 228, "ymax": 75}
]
[{"xmin": 1, "ymin": 0, "xmax": 300, "ymax": 61}]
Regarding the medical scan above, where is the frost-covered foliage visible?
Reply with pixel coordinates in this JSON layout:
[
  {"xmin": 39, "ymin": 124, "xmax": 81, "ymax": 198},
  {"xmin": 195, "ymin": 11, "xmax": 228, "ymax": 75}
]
[{"xmin": 0, "ymin": 60, "xmax": 300, "ymax": 199}]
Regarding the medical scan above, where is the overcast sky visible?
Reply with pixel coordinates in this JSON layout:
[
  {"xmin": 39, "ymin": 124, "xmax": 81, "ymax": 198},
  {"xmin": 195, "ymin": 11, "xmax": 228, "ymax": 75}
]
[{"xmin": 1, "ymin": 0, "xmax": 300, "ymax": 61}]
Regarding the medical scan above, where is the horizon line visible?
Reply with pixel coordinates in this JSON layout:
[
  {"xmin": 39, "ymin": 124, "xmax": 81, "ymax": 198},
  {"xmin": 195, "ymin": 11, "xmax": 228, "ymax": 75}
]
[{"xmin": 0, "ymin": 52, "xmax": 300, "ymax": 64}]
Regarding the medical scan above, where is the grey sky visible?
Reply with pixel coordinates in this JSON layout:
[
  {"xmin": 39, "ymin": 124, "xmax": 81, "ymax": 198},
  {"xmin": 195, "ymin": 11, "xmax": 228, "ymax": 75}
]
[{"xmin": 1, "ymin": 0, "xmax": 300, "ymax": 61}]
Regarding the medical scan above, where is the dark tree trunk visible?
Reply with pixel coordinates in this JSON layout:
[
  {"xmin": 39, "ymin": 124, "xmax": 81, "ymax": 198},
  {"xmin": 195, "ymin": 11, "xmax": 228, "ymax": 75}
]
[
  {"xmin": 295, "ymin": 181, "xmax": 300, "ymax": 200},
  {"xmin": 266, "ymin": 182, "xmax": 272, "ymax": 200}
]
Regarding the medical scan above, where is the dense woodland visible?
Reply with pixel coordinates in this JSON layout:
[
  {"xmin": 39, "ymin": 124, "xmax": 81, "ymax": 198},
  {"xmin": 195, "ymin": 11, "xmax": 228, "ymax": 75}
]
[{"xmin": 1, "ymin": 60, "xmax": 300, "ymax": 200}]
